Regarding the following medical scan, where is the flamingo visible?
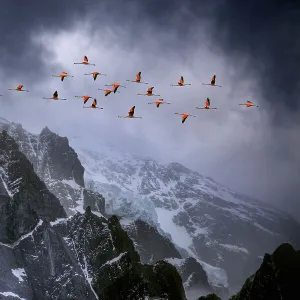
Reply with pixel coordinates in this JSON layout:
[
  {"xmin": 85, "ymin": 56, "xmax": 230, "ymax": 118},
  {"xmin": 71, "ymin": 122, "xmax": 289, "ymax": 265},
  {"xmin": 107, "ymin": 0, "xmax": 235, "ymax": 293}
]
[
  {"xmin": 239, "ymin": 100, "xmax": 259, "ymax": 108},
  {"xmin": 148, "ymin": 99, "xmax": 171, "ymax": 108},
  {"xmin": 8, "ymin": 85, "xmax": 29, "ymax": 92},
  {"xmin": 74, "ymin": 56, "xmax": 95, "ymax": 66},
  {"xmin": 52, "ymin": 72, "xmax": 74, "ymax": 82},
  {"xmin": 170, "ymin": 76, "xmax": 191, "ymax": 86},
  {"xmin": 196, "ymin": 97, "xmax": 217, "ymax": 110},
  {"xmin": 175, "ymin": 112, "xmax": 196, "ymax": 124},
  {"xmin": 202, "ymin": 75, "xmax": 222, "ymax": 87},
  {"xmin": 84, "ymin": 71, "xmax": 106, "ymax": 81},
  {"xmin": 137, "ymin": 87, "xmax": 160, "ymax": 96},
  {"xmin": 126, "ymin": 72, "xmax": 148, "ymax": 84},
  {"xmin": 42, "ymin": 91, "xmax": 67, "ymax": 100},
  {"xmin": 83, "ymin": 99, "xmax": 103, "ymax": 109},
  {"xmin": 75, "ymin": 95, "xmax": 93, "ymax": 104},
  {"xmin": 104, "ymin": 83, "xmax": 126, "ymax": 93},
  {"xmin": 98, "ymin": 88, "xmax": 120, "ymax": 97},
  {"xmin": 118, "ymin": 106, "xmax": 142, "ymax": 119}
]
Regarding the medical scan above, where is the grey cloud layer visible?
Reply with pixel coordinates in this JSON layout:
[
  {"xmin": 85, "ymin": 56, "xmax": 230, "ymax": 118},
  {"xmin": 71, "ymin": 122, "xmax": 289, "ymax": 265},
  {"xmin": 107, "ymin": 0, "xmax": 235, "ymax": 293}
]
[{"xmin": 0, "ymin": 0, "xmax": 299, "ymax": 221}]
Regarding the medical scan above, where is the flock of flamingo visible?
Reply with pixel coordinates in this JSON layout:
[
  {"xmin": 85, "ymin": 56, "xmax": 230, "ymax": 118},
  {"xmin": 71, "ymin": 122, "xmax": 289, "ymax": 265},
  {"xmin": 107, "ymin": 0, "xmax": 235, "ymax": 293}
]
[{"xmin": 2, "ymin": 56, "xmax": 259, "ymax": 124}]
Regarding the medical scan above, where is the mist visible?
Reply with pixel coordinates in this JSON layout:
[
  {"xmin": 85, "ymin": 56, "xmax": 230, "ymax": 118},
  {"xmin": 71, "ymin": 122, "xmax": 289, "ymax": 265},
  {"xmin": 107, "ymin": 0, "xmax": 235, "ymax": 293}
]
[{"xmin": 0, "ymin": 0, "xmax": 299, "ymax": 221}]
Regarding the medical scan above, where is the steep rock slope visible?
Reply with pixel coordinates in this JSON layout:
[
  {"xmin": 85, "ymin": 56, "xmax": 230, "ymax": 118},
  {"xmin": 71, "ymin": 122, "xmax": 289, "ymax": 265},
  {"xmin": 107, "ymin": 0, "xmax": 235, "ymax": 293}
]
[
  {"xmin": 120, "ymin": 218, "xmax": 182, "ymax": 263},
  {"xmin": 0, "ymin": 130, "xmax": 66, "ymax": 243},
  {"xmin": 120, "ymin": 217, "xmax": 225, "ymax": 298},
  {"xmin": 53, "ymin": 207, "xmax": 187, "ymax": 300},
  {"xmin": 0, "ymin": 118, "xmax": 104, "ymax": 216},
  {"xmin": 230, "ymin": 243, "xmax": 300, "ymax": 300},
  {"xmin": 198, "ymin": 294, "xmax": 221, "ymax": 300},
  {"xmin": 0, "ymin": 128, "xmax": 187, "ymax": 299},
  {"xmin": 73, "ymin": 145, "xmax": 300, "ymax": 290},
  {"xmin": 0, "ymin": 220, "xmax": 97, "ymax": 300}
]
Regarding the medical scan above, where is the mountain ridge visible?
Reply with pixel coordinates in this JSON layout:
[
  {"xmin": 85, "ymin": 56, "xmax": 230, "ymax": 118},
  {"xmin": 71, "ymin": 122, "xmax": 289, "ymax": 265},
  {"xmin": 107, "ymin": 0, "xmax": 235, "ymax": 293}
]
[
  {"xmin": 72, "ymin": 143, "xmax": 300, "ymax": 291},
  {"xmin": 1, "ymin": 117, "xmax": 299, "ymax": 299},
  {"xmin": 0, "ymin": 127, "xmax": 188, "ymax": 299}
]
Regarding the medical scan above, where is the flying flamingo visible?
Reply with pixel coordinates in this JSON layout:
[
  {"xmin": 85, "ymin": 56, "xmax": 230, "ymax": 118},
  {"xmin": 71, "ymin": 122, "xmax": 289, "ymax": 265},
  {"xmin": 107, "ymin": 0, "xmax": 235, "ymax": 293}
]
[
  {"xmin": 8, "ymin": 85, "xmax": 29, "ymax": 92},
  {"xmin": 118, "ymin": 106, "xmax": 142, "ymax": 119},
  {"xmin": 75, "ymin": 95, "xmax": 93, "ymax": 104},
  {"xmin": 74, "ymin": 56, "xmax": 95, "ymax": 66},
  {"xmin": 196, "ymin": 97, "xmax": 217, "ymax": 110},
  {"xmin": 170, "ymin": 76, "xmax": 191, "ymax": 86},
  {"xmin": 104, "ymin": 83, "xmax": 126, "ymax": 93},
  {"xmin": 148, "ymin": 99, "xmax": 171, "ymax": 108},
  {"xmin": 126, "ymin": 72, "xmax": 148, "ymax": 84},
  {"xmin": 52, "ymin": 72, "xmax": 74, "ymax": 82},
  {"xmin": 42, "ymin": 91, "xmax": 67, "ymax": 100},
  {"xmin": 202, "ymin": 75, "xmax": 222, "ymax": 87},
  {"xmin": 137, "ymin": 87, "xmax": 160, "ymax": 96},
  {"xmin": 239, "ymin": 100, "xmax": 259, "ymax": 108},
  {"xmin": 84, "ymin": 71, "xmax": 106, "ymax": 81},
  {"xmin": 175, "ymin": 112, "xmax": 196, "ymax": 124},
  {"xmin": 83, "ymin": 99, "xmax": 103, "ymax": 109},
  {"xmin": 98, "ymin": 88, "xmax": 120, "ymax": 97}
]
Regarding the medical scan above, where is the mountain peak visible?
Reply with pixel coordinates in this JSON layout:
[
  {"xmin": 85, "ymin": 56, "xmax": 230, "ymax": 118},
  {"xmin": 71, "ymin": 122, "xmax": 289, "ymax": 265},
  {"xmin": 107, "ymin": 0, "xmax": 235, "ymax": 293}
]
[
  {"xmin": 0, "ymin": 130, "xmax": 66, "ymax": 243},
  {"xmin": 40, "ymin": 126, "xmax": 53, "ymax": 136}
]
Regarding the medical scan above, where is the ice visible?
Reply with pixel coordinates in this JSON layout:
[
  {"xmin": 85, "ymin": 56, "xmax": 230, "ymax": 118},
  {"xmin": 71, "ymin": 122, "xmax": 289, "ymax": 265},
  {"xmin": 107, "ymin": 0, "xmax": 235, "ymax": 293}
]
[
  {"xmin": 0, "ymin": 292, "xmax": 26, "ymax": 299},
  {"xmin": 89, "ymin": 182, "xmax": 159, "ymax": 226},
  {"xmin": 156, "ymin": 208, "xmax": 194, "ymax": 256},
  {"xmin": 50, "ymin": 218, "xmax": 69, "ymax": 226},
  {"xmin": 101, "ymin": 252, "xmax": 126, "ymax": 267},
  {"xmin": 91, "ymin": 210, "xmax": 106, "ymax": 219},
  {"xmin": 165, "ymin": 258, "xmax": 184, "ymax": 267},
  {"xmin": 0, "ymin": 220, "xmax": 43, "ymax": 249},
  {"xmin": 62, "ymin": 179, "xmax": 82, "ymax": 190},
  {"xmin": 253, "ymin": 222, "xmax": 278, "ymax": 235},
  {"xmin": 198, "ymin": 260, "xmax": 228, "ymax": 288},
  {"xmin": 11, "ymin": 268, "xmax": 27, "ymax": 282},
  {"xmin": 0, "ymin": 172, "xmax": 13, "ymax": 197},
  {"xmin": 82, "ymin": 254, "xmax": 99, "ymax": 300},
  {"xmin": 219, "ymin": 244, "xmax": 249, "ymax": 255},
  {"xmin": 119, "ymin": 217, "xmax": 134, "ymax": 226}
]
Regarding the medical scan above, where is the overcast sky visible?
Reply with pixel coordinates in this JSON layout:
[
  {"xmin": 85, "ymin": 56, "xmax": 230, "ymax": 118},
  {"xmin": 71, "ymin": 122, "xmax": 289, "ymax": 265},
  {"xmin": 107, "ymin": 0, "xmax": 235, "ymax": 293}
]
[{"xmin": 0, "ymin": 0, "xmax": 299, "ymax": 220}]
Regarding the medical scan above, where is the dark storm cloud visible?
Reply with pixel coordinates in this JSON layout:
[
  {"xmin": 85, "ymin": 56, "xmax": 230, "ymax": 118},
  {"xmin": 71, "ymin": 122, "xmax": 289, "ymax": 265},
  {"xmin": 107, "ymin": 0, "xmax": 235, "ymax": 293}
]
[
  {"xmin": 0, "ymin": 0, "xmax": 90, "ymax": 80},
  {"xmin": 1, "ymin": 0, "xmax": 299, "ymax": 221},
  {"xmin": 208, "ymin": 0, "xmax": 300, "ymax": 119}
]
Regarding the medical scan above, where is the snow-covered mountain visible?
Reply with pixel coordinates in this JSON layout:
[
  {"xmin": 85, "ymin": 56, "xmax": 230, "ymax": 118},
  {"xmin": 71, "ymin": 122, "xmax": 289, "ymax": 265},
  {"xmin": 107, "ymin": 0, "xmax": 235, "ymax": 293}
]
[
  {"xmin": 0, "ymin": 118, "xmax": 219, "ymax": 299},
  {"xmin": 0, "ymin": 126, "xmax": 188, "ymax": 300},
  {"xmin": 1, "ymin": 116, "xmax": 299, "ymax": 299},
  {"xmin": 0, "ymin": 118, "xmax": 104, "ymax": 216},
  {"xmin": 71, "ymin": 143, "xmax": 300, "ymax": 292}
]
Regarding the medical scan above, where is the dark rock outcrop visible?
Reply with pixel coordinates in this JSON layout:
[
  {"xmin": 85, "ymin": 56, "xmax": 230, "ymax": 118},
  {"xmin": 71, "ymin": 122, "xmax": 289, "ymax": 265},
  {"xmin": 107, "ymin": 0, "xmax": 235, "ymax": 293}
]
[
  {"xmin": 121, "ymin": 218, "xmax": 220, "ymax": 298},
  {"xmin": 55, "ymin": 209, "xmax": 187, "ymax": 300},
  {"xmin": 0, "ymin": 120, "xmax": 104, "ymax": 216},
  {"xmin": 230, "ymin": 243, "xmax": 300, "ymax": 300},
  {"xmin": 0, "ymin": 130, "xmax": 66, "ymax": 243},
  {"xmin": 197, "ymin": 294, "xmax": 221, "ymax": 300},
  {"xmin": 121, "ymin": 218, "xmax": 182, "ymax": 263}
]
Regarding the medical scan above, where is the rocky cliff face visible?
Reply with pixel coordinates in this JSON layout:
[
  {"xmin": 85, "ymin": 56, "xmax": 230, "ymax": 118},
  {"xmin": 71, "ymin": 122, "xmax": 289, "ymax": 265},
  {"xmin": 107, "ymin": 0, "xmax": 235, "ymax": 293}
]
[
  {"xmin": 230, "ymin": 243, "xmax": 300, "ymax": 300},
  {"xmin": 120, "ymin": 217, "xmax": 225, "ymax": 298},
  {"xmin": 74, "ymin": 145, "xmax": 300, "ymax": 291},
  {"xmin": 120, "ymin": 218, "xmax": 182, "ymax": 263},
  {"xmin": 55, "ymin": 208, "xmax": 187, "ymax": 300},
  {"xmin": 0, "ymin": 118, "xmax": 104, "ymax": 216},
  {"xmin": 0, "ymin": 130, "xmax": 66, "ymax": 243},
  {"xmin": 0, "ymin": 128, "xmax": 187, "ymax": 300}
]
